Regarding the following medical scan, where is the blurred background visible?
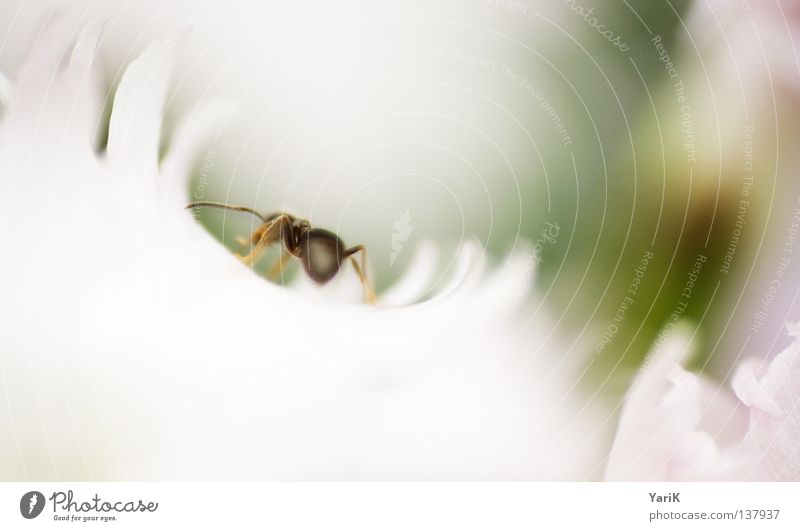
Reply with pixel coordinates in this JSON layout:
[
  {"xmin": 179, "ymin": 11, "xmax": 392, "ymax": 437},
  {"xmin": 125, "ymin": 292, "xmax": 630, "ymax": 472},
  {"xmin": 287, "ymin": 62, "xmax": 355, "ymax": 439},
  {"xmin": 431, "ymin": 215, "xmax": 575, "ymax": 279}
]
[{"xmin": 2, "ymin": 0, "xmax": 799, "ymax": 398}]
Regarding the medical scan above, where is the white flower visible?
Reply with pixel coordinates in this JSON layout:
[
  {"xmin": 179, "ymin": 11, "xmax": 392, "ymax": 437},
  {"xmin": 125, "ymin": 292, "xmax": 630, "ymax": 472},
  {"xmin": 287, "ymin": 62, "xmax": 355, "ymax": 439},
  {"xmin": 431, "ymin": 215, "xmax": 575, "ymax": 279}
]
[
  {"xmin": 605, "ymin": 324, "xmax": 800, "ymax": 480},
  {"xmin": 0, "ymin": 23, "xmax": 609, "ymax": 480}
]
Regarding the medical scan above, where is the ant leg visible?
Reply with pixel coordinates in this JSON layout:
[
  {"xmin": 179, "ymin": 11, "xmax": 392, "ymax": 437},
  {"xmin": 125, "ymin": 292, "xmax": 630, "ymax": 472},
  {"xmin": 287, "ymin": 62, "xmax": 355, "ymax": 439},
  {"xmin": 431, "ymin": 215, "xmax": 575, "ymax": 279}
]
[
  {"xmin": 266, "ymin": 251, "xmax": 293, "ymax": 281},
  {"xmin": 345, "ymin": 245, "xmax": 376, "ymax": 304},
  {"xmin": 235, "ymin": 229, "xmax": 271, "ymax": 267},
  {"xmin": 235, "ymin": 214, "xmax": 292, "ymax": 267}
]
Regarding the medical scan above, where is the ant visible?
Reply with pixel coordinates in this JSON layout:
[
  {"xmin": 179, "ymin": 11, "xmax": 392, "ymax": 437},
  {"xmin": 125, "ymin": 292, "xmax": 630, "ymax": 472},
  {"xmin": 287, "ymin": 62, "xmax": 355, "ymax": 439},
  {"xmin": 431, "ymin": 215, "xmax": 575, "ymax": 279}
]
[{"xmin": 186, "ymin": 201, "xmax": 376, "ymax": 303}]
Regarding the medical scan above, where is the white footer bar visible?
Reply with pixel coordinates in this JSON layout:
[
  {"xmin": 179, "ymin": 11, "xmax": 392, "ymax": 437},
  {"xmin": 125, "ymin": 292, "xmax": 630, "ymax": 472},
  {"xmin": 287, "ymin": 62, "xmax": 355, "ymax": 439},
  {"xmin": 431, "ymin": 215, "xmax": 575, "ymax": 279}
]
[{"xmin": 0, "ymin": 482, "xmax": 796, "ymax": 530}]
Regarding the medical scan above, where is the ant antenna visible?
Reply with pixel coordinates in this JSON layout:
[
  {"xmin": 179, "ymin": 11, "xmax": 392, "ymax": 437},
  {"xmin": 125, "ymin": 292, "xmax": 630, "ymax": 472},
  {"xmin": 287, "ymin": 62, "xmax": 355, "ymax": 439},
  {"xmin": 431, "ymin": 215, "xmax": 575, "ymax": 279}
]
[{"xmin": 185, "ymin": 201, "xmax": 268, "ymax": 222}]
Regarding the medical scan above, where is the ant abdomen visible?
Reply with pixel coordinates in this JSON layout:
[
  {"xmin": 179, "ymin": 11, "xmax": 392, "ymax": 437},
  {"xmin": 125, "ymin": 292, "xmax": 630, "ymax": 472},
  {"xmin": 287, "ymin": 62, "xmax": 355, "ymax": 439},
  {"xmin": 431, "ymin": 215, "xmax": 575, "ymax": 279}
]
[{"xmin": 298, "ymin": 229, "xmax": 347, "ymax": 284}]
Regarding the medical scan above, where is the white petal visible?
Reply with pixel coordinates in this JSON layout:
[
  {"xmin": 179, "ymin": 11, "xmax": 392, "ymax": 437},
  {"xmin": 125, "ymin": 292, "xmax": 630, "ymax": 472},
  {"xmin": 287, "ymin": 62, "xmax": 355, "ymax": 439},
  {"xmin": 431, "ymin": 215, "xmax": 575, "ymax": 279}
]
[
  {"xmin": 731, "ymin": 358, "xmax": 782, "ymax": 416},
  {"xmin": 607, "ymin": 322, "xmax": 800, "ymax": 481},
  {"xmin": 378, "ymin": 242, "xmax": 438, "ymax": 306},
  {"xmin": 0, "ymin": 69, "xmax": 11, "ymax": 111},
  {"xmin": 1, "ymin": 18, "xmax": 103, "ymax": 163},
  {"xmin": 106, "ymin": 23, "xmax": 192, "ymax": 178},
  {"xmin": 422, "ymin": 237, "xmax": 483, "ymax": 303},
  {"xmin": 737, "ymin": 334, "xmax": 800, "ymax": 480},
  {"xmin": 605, "ymin": 329, "xmax": 706, "ymax": 480},
  {"xmin": 64, "ymin": 21, "xmax": 104, "ymax": 130},
  {"xmin": 0, "ymin": 22, "xmax": 611, "ymax": 481},
  {"xmin": 57, "ymin": 19, "xmax": 105, "ymax": 165}
]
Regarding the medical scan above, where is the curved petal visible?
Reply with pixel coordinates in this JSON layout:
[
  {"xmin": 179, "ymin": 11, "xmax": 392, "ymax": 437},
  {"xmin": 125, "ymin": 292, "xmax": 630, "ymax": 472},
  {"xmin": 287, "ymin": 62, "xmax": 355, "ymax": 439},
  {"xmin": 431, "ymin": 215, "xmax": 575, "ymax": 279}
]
[
  {"xmin": 735, "ymin": 333, "xmax": 800, "ymax": 480},
  {"xmin": 107, "ymin": 23, "xmax": 191, "ymax": 179},
  {"xmin": 0, "ymin": 69, "xmax": 11, "ymax": 112},
  {"xmin": 607, "ymin": 323, "xmax": 800, "ymax": 481}
]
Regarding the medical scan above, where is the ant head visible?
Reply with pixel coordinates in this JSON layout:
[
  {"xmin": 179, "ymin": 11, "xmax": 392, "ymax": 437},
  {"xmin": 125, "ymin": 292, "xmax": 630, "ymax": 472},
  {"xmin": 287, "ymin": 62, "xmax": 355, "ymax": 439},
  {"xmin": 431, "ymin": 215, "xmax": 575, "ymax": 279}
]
[{"xmin": 296, "ymin": 228, "xmax": 347, "ymax": 284}]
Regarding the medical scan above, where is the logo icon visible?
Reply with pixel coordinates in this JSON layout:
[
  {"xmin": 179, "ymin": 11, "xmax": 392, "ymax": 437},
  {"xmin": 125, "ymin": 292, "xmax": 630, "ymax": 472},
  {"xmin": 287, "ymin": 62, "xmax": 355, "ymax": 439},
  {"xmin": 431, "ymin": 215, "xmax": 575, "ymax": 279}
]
[
  {"xmin": 390, "ymin": 210, "xmax": 413, "ymax": 267},
  {"xmin": 20, "ymin": 491, "xmax": 45, "ymax": 519}
]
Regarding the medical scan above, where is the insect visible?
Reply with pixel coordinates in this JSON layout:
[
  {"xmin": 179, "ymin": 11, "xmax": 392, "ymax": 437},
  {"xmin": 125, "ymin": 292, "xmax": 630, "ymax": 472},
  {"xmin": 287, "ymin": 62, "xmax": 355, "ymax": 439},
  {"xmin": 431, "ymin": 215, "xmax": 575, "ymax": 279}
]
[{"xmin": 186, "ymin": 201, "xmax": 376, "ymax": 303}]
